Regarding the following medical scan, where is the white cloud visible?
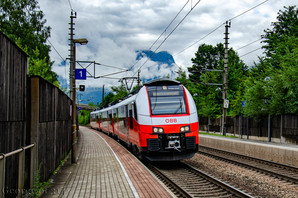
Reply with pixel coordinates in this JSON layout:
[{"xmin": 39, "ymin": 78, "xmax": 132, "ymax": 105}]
[{"xmin": 39, "ymin": 0, "xmax": 296, "ymax": 90}]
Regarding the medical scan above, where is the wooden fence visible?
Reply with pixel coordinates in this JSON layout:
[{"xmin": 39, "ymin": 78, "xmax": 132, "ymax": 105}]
[
  {"xmin": 0, "ymin": 31, "xmax": 29, "ymax": 197},
  {"xmin": 30, "ymin": 76, "xmax": 72, "ymax": 182},
  {"xmin": 199, "ymin": 115, "xmax": 298, "ymax": 144},
  {"xmin": 0, "ymin": 32, "xmax": 72, "ymax": 197}
]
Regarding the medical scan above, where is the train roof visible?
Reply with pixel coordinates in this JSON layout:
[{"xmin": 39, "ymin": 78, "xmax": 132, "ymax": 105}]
[
  {"xmin": 91, "ymin": 78, "xmax": 182, "ymax": 114},
  {"xmin": 144, "ymin": 78, "xmax": 181, "ymax": 86},
  {"xmin": 91, "ymin": 94, "xmax": 137, "ymax": 114}
]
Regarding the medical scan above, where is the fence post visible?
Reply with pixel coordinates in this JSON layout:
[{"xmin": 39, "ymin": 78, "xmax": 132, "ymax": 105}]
[
  {"xmin": 17, "ymin": 148, "xmax": 25, "ymax": 198},
  {"xmin": 240, "ymin": 115, "xmax": 243, "ymax": 139},
  {"xmin": 247, "ymin": 117, "xmax": 249, "ymax": 139},
  {"xmin": 30, "ymin": 77, "xmax": 39, "ymax": 185},
  {"xmin": 280, "ymin": 115, "xmax": 283, "ymax": 143},
  {"xmin": 268, "ymin": 114, "xmax": 271, "ymax": 142},
  {"xmin": 30, "ymin": 144, "xmax": 36, "ymax": 188},
  {"xmin": 0, "ymin": 154, "xmax": 5, "ymax": 198},
  {"xmin": 207, "ymin": 117, "xmax": 210, "ymax": 132}
]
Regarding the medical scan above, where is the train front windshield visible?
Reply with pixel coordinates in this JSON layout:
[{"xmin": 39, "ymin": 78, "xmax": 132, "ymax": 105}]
[{"xmin": 147, "ymin": 85, "xmax": 187, "ymax": 115}]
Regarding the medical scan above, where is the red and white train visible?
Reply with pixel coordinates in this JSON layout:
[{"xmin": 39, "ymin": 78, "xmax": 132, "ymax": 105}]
[{"xmin": 90, "ymin": 78, "xmax": 199, "ymax": 161}]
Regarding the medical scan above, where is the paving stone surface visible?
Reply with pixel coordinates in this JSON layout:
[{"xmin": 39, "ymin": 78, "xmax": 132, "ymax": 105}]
[{"xmin": 41, "ymin": 126, "xmax": 173, "ymax": 198}]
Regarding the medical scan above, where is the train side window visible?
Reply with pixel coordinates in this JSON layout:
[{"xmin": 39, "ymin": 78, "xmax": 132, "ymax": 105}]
[
  {"xmin": 109, "ymin": 113, "xmax": 112, "ymax": 124},
  {"xmin": 133, "ymin": 102, "xmax": 138, "ymax": 121}
]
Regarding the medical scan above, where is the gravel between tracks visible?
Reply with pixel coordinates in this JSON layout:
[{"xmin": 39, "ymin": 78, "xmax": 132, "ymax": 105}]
[{"xmin": 183, "ymin": 153, "xmax": 298, "ymax": 198}]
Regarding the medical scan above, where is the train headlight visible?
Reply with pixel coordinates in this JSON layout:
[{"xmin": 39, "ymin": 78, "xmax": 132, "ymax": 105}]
[
  {"xmin": 180, "ymin": 125, "xmax": 190, "ymax": 133},
  {"xmin": 153, "ymin": 127, "xmax": 164, "ymax": 134}
]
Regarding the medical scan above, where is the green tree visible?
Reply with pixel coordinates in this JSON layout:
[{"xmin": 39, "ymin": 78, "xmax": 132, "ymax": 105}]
[
  {"xmin": 0, "ymin": 0, "xmax": 59, "ymax": 85},
  {"xmin": 100, "ymin": 92, "xmax": 114, "ymax": 107},
  {"xmin": 79, "ymin": 110, "xmax": 91, "ymax": 125},
  {"xmin": 111, "ymin": 82, "xmax": 129, "ymax": 102},
  {"xmin": 244, "ymin": 36, "xmax": 298, "ymax": 117},
  {"xmin": 262, "ymin": 5, "xmax": 297, "ymax": 66},
  {"xmin": 243, "ymin": 6, "xmax": 298, "ymax": 117},
  {"xmin": 188, "ymin": 43, "xmax": 248, "ymax": 118}
]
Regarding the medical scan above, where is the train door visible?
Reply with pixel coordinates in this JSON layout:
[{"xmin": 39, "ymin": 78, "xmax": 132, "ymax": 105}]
[
  {"xmin": 108, "ymin": 110, "xmax": 112, "ymax": 134},
  {"xmin": 114, "ymin": 109, "xmax": 118, "ymax": 136},
  {"xmin": 126, "ymin": 105, "xmax": 129, "ymax": 139}
]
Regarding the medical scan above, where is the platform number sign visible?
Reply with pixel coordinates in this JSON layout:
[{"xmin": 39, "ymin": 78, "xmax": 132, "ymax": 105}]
[{"xmin": 75, "ymin": 69, "xmax": 86, "ymax": 80}]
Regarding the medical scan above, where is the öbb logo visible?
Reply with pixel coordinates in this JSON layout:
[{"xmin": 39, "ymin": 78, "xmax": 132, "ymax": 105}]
[{"xmin": 165, "ymin": 118, "xmax": 177, "ymax": 123}]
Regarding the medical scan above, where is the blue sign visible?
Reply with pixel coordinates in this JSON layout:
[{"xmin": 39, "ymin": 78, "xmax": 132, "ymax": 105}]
[{"xmin": 75, "ymin": 69, "xmax": 86, "ymax": 80}]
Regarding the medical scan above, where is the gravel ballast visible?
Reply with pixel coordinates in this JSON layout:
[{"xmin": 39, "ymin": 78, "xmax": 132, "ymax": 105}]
[{"xmin": 183, "ymin": 154, "xmax": 298, "ymax": 198}]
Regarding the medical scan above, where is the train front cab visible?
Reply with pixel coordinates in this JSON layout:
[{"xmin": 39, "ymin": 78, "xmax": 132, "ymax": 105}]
[{"xmin": 136, "ymin": 80, "xmax": 199, "ymax": 161}]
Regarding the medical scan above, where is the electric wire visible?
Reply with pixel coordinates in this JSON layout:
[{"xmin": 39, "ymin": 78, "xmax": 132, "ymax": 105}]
[
  {"xmin": 236, "ymin": 38, "xmax": 263, "ymax": 51},
  {"xmin": 173, "ymin": 0, "xmax": 270, "ymax": 56},
  {"xmin": 132, "ymin": 0, "xmax": 202, "ymax": 77},
  {"xmin": 47, "ymin": 39, "xmax": 66, "ymax": 63},
  {"xmin": 25, "ymin": 6, "xmax": 67, "ymax": 63},
  {"xmin": 68, "ymin": 0, "xmax": 73, "ymax": 11},
  {"xmin": 99, "ymin": 0, "xmax": 269, "ymax": 89},
  {"xmin": 228, "ymin": 0, "xmax": 269, "ymax": 21},
  {"xmin": 127, "ymin": 0, "xmax": 191, "ymax": 72},
  {"xmin": 174, "ymin": 22, "xmax": 225, "ymax": 56},
  {"xmin": 240, "ymin": 47, "xmax": 262, "ymax": 57},
  {"xmin": 148, "ymin": 0, "xmax": 190, "ymax": 51}
]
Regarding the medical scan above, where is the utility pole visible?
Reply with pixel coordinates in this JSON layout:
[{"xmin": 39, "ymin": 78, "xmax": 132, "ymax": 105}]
[
  {"xmin": 221, "ymin": 21, "xmax": 231, "ymax": 136},
  {"xmin": 69, "ymin": 11, "xmax": 76, "ymax": 163},
  {"xmin": 69, "ymin": 11, "xmax": 76, "ymax": 99}
]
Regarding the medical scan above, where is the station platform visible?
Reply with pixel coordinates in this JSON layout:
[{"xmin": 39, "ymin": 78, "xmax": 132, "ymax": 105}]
[
  {"xmin": 199, "ymin": 134, "xmax": 298, "ymax": 167},
  {"xmin": 41, "ymin": 126, "xmax": 173, "ymax": 198}
]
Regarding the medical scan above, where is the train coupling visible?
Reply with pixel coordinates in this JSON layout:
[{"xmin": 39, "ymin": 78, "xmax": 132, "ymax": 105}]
[{"xmin": 165, "ymin": 135, "xmax": 181, "ymax": 150}]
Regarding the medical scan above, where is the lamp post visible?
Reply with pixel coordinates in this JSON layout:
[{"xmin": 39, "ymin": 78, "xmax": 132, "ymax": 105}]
[{"xmin": 71, "ymin": 38, "xmax": 88, "ymax": 163}]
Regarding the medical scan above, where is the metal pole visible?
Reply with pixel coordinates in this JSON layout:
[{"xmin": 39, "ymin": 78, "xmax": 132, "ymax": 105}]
[
  {"xmin": 247, "ymin": 117, "xmax": 249, "ymax": 139},
  {"xmin": 221, "ymin": 21, "xmax": 230, "ymax": 136},
  {"xmin": 268, "ymin": 114, "xmax": 271, "ymax": 142},
  {"xmin": 72, "ymin": 43, "xmax": 77, "ymax": 163},
  {"xmin": 69, "ymin": 11, "xmax": 76, "ymax": 98},
  {"xmin": 69, "ymin": 11, "xmax": 77, "ymax": 163},
  {"xmin": 17, "ymin": 148, "xmax": 25, "ymax": 198},
  {"xmin": 0, "ymin": 154, "xmax": 5, "ymax": 198}
]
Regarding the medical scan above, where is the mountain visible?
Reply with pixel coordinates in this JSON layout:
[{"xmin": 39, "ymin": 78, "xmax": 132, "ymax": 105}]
[
  {"xmin": 136, "ymin": 50, "xmax": 175, "ymax": 65},
  {"xmin": 59, "ymin": 50, "xmax": 176, "ymax": 105}
]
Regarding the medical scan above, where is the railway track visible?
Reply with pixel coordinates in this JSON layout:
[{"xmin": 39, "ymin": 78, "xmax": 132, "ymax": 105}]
[
  {"xmin": 148, "ymin": 161, "xmax": 252, "ymax": 198},
  {"xmin": 198, "ymin": 146, "xmax": 298, "ymax": 184}
]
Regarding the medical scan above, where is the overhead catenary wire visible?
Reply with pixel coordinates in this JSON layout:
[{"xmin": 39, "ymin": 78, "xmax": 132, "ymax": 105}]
[
  {"xmin": 132, "ymin": 0, "xmax": 202, "ymax": 77},
  {"xmin": 127, "ymin": 0, "xmax": 192, "ymax": 72},
  {"xmin": 148, "ymin": 0, "xmax": 190, "ymax": 51},
  {"xmin": 228, "ymin": 0, "xmax": 269, "ymax": 21},
  {"xmin": 25, "ymin": 6, "xmax": 67, "ymax": 64},
  {"xmin": 47, "ymin": 39, "xmax": 66, "ymax": 63},
  {"xmin": 68, "ymin": 0, "xmax": 73, "ymax": 11},
  {"xmin": 174, "ymin": 22, "xmax": 225, "ymax": 56},
  {"xmin": 173, "ymin": 0, "xmax": 270, "ymax": 56},
  {"xmin": 236, "ymin": 38, "xmax": 263, "ymax": 51},
  {"xmin": 240, "ymin": 47, "xmax": 262, "ymax": 57}
]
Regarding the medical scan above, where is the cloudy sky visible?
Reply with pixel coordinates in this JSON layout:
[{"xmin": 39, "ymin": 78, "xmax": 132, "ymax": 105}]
[{"xmin": 38, "ymin": 0, "xmax": 295, "ymax": 90}]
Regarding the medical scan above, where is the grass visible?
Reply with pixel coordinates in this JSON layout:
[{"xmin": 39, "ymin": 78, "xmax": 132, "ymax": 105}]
[
  {"xmin": 199, "ymin": 131, "xmax": 238, "ymax": 138},
  {"xmin": 29, "ymin": 151, "xmax": 71, "ymax": 197}
]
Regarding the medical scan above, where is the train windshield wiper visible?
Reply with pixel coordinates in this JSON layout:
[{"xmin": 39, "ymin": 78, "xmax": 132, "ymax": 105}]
[{"xmin": 174, "ymin": 98, "xmax": 183, "ymax": 114}]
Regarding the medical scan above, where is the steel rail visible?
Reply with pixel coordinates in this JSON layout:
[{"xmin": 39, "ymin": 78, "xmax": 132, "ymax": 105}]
[
  {"xmin": 147, "ymin": 163, "xmax": 192, "ymax": 198},
  {"xmin": 182, "ymin": 162, "xmax": 254, "ymax": 198},
  {"xmin": 198, "ymin": 145, "xmax": 298, "ymax": 184}
]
